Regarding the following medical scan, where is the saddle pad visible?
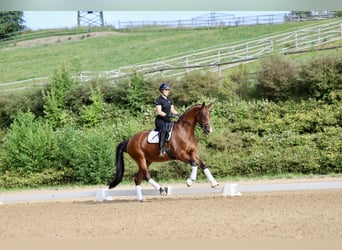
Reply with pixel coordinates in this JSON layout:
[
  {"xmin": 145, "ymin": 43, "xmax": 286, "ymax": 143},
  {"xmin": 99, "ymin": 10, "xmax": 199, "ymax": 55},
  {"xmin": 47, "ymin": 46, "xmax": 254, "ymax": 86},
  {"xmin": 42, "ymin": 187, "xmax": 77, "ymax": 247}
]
[{"xmin": 147, "ymin": 130, "xmax": 172, "ymax": 144}]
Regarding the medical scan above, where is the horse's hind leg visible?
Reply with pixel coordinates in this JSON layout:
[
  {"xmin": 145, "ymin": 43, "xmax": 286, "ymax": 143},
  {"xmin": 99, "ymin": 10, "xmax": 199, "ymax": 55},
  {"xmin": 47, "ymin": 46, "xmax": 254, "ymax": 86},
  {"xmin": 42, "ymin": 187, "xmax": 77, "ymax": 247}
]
[
  {"xmin": 134, "ymin": 161, "xmax": 167, "ymax": 201},
  {"xmin": 134, "ymin": 169, "xmax": 145, "ymax": 201},
  {"xmin": 145, "ymin": 171, "xmax": 168, "ymax": 196}
]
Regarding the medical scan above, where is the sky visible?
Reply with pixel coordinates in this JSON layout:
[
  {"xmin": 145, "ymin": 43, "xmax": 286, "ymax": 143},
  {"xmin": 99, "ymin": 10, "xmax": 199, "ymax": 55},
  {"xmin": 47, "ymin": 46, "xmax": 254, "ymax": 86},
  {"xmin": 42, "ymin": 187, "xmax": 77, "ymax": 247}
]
[{"xmin": 24, "ymin": 11, "xmax": 290, "ymax": 30}]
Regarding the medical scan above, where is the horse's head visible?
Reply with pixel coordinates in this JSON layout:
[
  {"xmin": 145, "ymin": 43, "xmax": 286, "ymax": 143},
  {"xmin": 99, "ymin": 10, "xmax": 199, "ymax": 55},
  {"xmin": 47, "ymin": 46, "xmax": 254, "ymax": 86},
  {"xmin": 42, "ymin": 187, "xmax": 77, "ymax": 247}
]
[{"xmin": 198, "ymin": 103, "xmax": 213, "ymax": 134}]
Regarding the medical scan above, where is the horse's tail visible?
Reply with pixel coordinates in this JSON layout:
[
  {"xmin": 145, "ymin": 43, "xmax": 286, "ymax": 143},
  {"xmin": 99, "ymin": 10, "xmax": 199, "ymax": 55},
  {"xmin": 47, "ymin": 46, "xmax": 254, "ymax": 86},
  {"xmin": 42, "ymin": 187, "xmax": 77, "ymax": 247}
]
[{"xmin": 108, "ymin": 139, "xmax": 129, "ymax": 189}]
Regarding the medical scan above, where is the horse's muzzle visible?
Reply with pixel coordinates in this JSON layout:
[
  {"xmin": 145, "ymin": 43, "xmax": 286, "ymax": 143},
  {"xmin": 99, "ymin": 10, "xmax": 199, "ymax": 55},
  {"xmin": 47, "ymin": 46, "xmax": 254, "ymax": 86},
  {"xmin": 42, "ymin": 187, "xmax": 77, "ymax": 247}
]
[{"xmin": 203, "ymin": 126, "xmax": 213, "ymax": 134}]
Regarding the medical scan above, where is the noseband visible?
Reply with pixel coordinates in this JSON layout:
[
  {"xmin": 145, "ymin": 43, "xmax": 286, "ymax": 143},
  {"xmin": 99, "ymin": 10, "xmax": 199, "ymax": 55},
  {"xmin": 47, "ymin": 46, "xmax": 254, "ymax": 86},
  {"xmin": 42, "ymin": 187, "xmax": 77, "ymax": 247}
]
[{"xmin": 199, "ymin": 110, "xmax": 211, "ymax": 134}]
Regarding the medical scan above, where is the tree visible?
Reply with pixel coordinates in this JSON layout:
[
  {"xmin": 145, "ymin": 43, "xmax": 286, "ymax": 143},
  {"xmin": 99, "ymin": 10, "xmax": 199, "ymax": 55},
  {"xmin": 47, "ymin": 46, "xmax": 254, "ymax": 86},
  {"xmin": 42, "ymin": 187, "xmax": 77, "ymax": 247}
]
[
  {"xmin": 336, "ymin": 11, "xmax": 342, "ymax": 17},
  {"xmin": 0, "ymin": 11, "xmax": 25, "ymax": 40}
]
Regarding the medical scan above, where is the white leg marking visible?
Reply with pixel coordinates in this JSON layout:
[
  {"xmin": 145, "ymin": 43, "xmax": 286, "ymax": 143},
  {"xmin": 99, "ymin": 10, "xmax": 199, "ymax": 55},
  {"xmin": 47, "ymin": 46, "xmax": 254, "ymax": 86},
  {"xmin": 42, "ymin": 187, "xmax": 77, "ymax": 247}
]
[
  {"xmin": 136, "ymin": 185, "xmax": 143, "ymax": 201},
  {"xmin": 203, "ymin": 168, "xmax": 219, "ymax": 188},
  {"xmin": 148, "ymin": 178, "xmax": 161, "ymax": 191}
]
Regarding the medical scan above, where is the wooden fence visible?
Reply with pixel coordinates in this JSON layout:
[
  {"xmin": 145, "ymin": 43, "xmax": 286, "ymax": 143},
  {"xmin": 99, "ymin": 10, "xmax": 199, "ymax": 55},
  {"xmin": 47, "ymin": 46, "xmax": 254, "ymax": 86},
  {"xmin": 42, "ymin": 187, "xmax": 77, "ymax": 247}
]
[
  {"xmin": 78, "ymin": 19, "xmax": 342, "ymax": 80},
  {"xmin": 118, "ymin": 13, "xmax": 286, "ymax": 29},
  {"xmin": 1, "ymin": 19, "xmax": 342, "ymax": 92},
  {"xmin": 117, "ymin": 12, "xmax": 337, "ymax": 29}
]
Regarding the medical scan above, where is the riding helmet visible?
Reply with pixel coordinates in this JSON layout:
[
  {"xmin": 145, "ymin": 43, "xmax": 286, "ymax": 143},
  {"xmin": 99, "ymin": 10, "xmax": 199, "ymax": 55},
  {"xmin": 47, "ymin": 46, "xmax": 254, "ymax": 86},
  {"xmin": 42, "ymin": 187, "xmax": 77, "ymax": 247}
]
[{"xmin": 159, "ymin": 82, "xmax": 171, "ymax": 91}]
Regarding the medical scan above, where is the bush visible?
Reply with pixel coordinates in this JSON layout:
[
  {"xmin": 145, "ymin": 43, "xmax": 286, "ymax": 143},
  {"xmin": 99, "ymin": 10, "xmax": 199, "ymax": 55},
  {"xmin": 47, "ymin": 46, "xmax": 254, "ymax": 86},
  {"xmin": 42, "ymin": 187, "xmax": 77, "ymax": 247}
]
[
  {"xmin": 70, "ymin": 128, "xmax": 116, "ymax": 184},
  {"xmin": 124, "ymin": 72, "xmax": 155, "ymax": 115},
  {"xmin": 1, "ymin": 112, "xmax": 55, "ymax": 175},
  {"xmin": 80, "ymin": 87, "xmax": 107, "ymax": 127},
  {"xmin": 229, "ymin": 64, "xmax": 253, "ymax": 98},
  {"xmin": 172, "ymin": 71, "xmax": 232, "ymax": 105},
  {"xmin": 255, "ymin": 54, "xmax": 297, "ymax": 101},
  {"xmin": 0, "ymin": 89, "xmax": 44, "ymax": 129},
  {"xmin": 42, "ymin": 64, "xmax": 76, "ymax": 128},
  {"xmin": 297, "ymin": 55, "xmax": 342, "ymax": 103}
]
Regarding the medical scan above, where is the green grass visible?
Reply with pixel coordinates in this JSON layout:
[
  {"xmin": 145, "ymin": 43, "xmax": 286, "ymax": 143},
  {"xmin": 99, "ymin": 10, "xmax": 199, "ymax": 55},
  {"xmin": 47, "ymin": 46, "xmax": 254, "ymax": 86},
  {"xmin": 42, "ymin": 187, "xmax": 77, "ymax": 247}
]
[{"xmin": 0, "ymin": 20, "xmax": 334, "ymax": 84}]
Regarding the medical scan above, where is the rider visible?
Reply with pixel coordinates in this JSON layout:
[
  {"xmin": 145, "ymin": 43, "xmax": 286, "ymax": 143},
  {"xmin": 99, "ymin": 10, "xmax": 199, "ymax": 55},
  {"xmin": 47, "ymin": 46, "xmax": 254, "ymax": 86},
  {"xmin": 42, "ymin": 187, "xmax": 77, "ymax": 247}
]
[{"xmin": 155, "ymin": 82, "xmax": 179, "ymax": 157}]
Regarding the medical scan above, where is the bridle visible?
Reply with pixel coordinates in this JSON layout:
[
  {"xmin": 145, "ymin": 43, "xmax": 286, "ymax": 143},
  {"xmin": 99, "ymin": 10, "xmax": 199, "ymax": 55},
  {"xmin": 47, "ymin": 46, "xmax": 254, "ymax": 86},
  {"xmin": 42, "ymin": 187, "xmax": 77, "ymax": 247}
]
[
  {"xmin": 177, "ymin": 104, "xmax": 212, "ymax": 134},
  {"xmin": 199, "ymin": 109, "xmax": 212, "ymax": 134}
]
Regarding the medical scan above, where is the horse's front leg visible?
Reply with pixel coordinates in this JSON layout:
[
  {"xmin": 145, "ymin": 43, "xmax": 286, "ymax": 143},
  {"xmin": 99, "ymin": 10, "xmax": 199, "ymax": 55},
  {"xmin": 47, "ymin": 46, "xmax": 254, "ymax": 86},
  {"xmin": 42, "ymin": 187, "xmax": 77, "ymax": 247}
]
[
  {"xmin": 201, "ymin": 163, "xmax": 219, "ymax": 188},
  {"xmin": 177, "ymin": 150, "xmax": 219, "ymax": 188},
  {"xmin": 186, "ymin": 161, "xmax": 198, "ymax": 187},
  {"xmin": 187, "ymin": 160, "xmax": 219, "ymax": 188}
]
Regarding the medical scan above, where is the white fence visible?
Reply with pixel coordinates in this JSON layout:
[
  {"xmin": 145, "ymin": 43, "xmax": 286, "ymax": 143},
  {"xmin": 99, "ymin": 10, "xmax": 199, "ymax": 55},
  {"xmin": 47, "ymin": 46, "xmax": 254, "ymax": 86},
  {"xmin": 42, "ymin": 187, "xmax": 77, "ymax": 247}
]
[
  {"xmin": 1, "ymin": 19, "xmax": 341, "ymax": 92},
  {"xmin": 77, "ymin": 19, "xmax": 342, "ymax": 80},
  {"xmin": 1, "ymin": 181, "xmax": 342, "ymax": 204},
  {"xmin": 118, "ymin": 13, "xmax": 286, "ymax": 29}
]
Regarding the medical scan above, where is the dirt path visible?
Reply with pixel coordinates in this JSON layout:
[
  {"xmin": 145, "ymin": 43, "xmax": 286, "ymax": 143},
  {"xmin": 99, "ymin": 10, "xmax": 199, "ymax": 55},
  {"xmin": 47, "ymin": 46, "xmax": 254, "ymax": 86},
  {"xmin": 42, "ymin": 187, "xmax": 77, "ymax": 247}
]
[{"xmin": 1, "ymin": 177, "xmax": 342, "ymax": 239}]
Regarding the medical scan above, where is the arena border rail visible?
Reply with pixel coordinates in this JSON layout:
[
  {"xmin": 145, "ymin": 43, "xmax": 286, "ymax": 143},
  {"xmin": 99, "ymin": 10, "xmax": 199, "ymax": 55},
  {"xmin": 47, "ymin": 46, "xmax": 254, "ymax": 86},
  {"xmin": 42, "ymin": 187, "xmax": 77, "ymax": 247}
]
[{"xmin": 1, "ymin": 181, "xmax": 342, "ymax": 204}]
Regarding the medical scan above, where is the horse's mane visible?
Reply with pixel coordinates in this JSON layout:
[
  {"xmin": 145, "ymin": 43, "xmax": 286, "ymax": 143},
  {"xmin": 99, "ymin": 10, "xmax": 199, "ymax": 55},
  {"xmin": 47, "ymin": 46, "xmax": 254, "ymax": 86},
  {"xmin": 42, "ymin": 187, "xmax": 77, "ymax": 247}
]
[
  {"xmin": 180, "ymin": 104, "xmax": 202, "ymax": 116},
  {"xmin": 177, "ymin": 104, "xmax": 202, "ymax": 123}
]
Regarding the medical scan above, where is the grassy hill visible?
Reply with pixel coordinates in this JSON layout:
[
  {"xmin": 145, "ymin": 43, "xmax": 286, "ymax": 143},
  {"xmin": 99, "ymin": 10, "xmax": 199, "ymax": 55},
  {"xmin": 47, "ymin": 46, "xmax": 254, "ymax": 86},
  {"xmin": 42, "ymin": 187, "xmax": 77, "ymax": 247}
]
[{"xmin": 0, "ymin": 19, "xmax": 337, "ymax": 84}]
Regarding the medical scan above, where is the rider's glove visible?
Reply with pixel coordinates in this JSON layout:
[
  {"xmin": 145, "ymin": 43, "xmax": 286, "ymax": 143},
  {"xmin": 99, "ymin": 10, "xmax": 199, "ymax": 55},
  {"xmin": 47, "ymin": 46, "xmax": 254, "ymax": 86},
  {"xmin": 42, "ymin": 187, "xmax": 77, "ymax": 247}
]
[{"xmin": 166, "ymin": 113, "xmax": 177, "ymax": 118}]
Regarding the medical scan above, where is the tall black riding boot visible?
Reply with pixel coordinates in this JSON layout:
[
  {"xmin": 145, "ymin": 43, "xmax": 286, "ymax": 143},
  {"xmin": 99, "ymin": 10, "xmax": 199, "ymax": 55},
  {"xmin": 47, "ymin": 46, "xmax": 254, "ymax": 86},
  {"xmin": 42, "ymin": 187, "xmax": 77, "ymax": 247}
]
[{"xmin": 158, "ymin": 129, "xmax": 166, "ymax": 157}]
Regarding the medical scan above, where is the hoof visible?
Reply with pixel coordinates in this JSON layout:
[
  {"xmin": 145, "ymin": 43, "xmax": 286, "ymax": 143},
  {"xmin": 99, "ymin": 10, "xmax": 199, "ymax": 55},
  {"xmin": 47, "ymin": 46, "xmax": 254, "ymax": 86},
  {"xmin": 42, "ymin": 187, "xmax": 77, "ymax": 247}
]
[
  {"xmin": 159, "ymin": 187, "xmax": 168, "ymax": 196},
  {"xmin": 186, "ymin": 178, "xmax": 193, "ymax": 187},
  {"xmin": 211, "ymin": 181, "xmax": 219, "ymax": 188}
]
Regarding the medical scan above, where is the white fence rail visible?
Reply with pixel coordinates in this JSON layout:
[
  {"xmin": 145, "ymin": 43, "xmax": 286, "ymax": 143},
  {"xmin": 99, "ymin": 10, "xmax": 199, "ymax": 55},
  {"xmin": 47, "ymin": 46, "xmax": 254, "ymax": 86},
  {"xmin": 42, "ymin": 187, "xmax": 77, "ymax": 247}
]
[
  {"xmin": 118, "ymin": 13, "xmax": 286, "ymax": 29},
  {"xmin": 1, "ymin": 19, "xmax": 341, "ymax": 92},
  {"xmin": 1, "ymin": 181, "xmax": 342, "ymax": 204}
]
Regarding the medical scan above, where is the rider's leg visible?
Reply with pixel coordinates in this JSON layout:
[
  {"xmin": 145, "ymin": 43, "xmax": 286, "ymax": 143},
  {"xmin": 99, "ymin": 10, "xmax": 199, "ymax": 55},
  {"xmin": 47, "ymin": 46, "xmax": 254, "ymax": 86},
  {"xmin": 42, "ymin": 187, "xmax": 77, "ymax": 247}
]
[{"xmin": 158, "ymin": 127, "xmax": 167, "ymax": 157}]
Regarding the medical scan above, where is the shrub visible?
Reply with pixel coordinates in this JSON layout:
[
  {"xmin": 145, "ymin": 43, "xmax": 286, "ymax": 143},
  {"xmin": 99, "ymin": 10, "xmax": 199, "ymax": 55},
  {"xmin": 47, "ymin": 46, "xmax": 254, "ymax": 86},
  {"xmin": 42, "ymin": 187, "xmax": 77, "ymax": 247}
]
[
  {"xmin": 229, "ymin": 64, "xmax": 252, "ymax": 98},
  {"xmin": 124, "ymin": 72, "xmax": 155, "ymax": 115},
  {"xmin": 0, "ymin": 89, "xmax": 44, "ymax": 129},
  {"xmin": 1, "ymin": 112, "xmax": 55, "ymax": 175},
  {"xmin": 171, "ymin": 71, "xmax": 230, "ymax": 106},
  {"xmin": 71, "ymin": 128, "xmax": 116, "ymax": 184},
  {"xmin": 42, "ymin": 64, "xmax": 76, "ymax": 128},
  {"xmin": 80, "ymin": 87, "xmax": 107, "ymax": 127},
  {"xmin": 255, "ymin": 54, "xmax": 297, "ymax": 101},
  {"xmin": 297, "ymin": 55, "xmax": 342, "ymax": 103}
]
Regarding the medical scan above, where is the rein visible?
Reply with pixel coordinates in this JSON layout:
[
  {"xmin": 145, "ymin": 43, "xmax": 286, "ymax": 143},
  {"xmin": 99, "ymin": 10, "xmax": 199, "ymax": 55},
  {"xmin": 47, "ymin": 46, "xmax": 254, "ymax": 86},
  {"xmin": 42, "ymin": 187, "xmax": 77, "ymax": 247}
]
[{"xmin": 176, "ymin": 106, "xmax": 209, "ymax": 131}]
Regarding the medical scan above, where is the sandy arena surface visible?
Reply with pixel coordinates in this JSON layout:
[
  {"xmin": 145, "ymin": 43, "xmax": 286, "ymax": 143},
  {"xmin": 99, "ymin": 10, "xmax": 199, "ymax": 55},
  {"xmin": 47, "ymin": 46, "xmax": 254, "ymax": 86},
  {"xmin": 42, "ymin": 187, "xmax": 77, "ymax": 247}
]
[{"xmin": 1, "ymin": 176, "xmax": 342, "ymax": 240}]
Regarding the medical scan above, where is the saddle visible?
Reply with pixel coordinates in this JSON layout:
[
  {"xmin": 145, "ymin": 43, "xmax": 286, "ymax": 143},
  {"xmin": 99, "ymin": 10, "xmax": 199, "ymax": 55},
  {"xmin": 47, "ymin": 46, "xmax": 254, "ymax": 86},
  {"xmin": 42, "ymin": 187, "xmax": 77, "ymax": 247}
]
[{"xmin": 147, "ymin": 122, "xmax": 173, "ymax": 144}]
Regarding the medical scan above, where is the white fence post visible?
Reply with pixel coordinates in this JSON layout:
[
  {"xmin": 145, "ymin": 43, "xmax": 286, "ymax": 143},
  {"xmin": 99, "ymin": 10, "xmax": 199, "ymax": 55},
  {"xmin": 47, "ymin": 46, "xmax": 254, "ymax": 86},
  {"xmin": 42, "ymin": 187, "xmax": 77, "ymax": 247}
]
[
  {"xmin": 186, "ymin": 56, "xmax": 189, "ymax": 74},
  {"xmin": 217, "ymin": 51, "xmax": 221, "ymax": 78}
]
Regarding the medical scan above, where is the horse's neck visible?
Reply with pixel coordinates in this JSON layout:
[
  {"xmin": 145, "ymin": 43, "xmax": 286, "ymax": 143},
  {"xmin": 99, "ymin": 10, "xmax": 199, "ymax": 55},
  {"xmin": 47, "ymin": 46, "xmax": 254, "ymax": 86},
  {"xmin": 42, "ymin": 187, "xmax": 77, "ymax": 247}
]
[
  {"xmin": 178, "ymin": 119, "xmax": 196, "ymax": 135},
  {"xmin": 178, "ymin": 110, "xmax": 198, "ymax": 134}
]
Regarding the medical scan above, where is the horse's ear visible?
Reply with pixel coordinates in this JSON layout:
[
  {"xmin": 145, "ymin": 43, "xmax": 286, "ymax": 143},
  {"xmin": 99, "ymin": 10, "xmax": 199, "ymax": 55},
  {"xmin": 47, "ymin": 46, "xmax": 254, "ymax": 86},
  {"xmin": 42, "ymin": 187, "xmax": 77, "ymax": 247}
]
[
  {"xmin": 207, "ymin": 103, "xmax": 212, "ymax": 109},
  {"xmin": 201, "ymin": 102, "xmax": 205, "ymax": 108}
]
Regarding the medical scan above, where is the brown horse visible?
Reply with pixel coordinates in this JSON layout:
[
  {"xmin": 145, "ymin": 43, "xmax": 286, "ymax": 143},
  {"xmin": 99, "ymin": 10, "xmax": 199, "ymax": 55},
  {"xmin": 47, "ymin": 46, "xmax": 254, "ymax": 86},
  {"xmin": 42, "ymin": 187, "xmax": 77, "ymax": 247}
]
[{"xmin": 108, "ymin": 103, "xmax": 219, "ymax": 201}]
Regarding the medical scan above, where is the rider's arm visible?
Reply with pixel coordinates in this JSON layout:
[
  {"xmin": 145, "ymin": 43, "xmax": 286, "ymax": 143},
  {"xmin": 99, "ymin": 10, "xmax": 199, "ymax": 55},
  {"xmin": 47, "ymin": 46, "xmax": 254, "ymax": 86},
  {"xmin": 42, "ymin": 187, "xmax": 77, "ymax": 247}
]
[
  {"xmin": 156, "ymin": 105, "xmax": 167, "ymax": 117},
  {"xmin": 170, "ymin": 105, "xmax": 179, "ymax": 115}
]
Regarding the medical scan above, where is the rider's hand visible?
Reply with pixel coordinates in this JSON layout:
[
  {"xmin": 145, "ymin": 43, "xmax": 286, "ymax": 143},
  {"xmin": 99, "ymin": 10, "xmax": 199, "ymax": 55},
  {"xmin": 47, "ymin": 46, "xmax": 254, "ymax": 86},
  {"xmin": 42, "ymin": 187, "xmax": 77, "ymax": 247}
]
[{"xmin": 166, "ymin": 113, "xmax": 177, "ymax": 118}]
